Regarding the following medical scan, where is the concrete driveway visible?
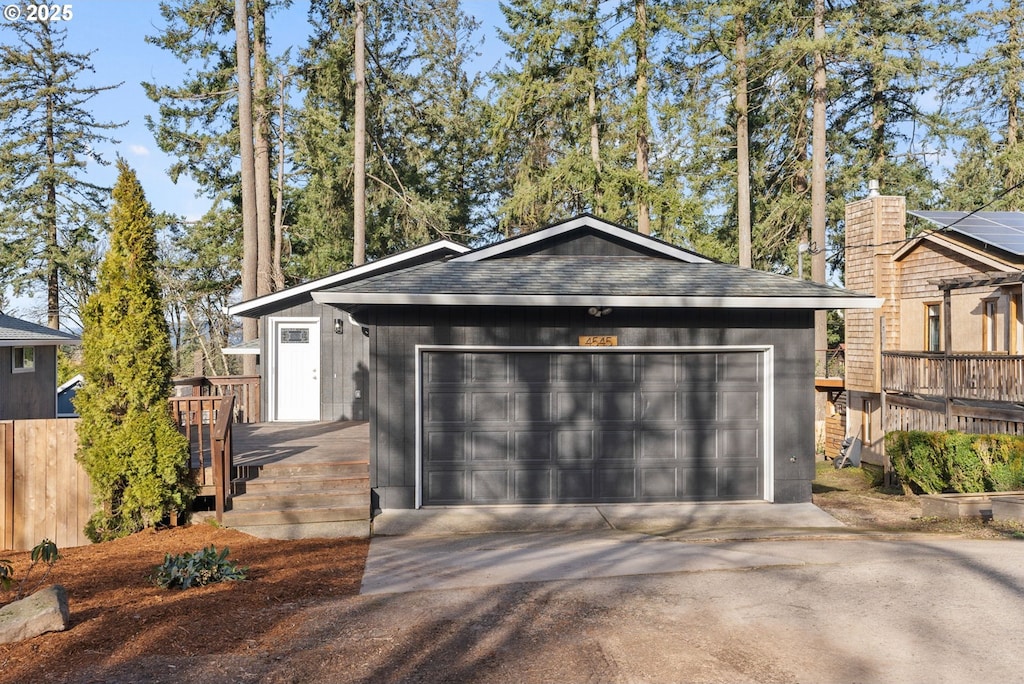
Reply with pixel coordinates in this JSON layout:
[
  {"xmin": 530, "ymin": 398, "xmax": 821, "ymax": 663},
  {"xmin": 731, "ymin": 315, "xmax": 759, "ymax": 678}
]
[{"xmin": 351, "ymin": 505, "xmax": 1024, "ymax": 683}]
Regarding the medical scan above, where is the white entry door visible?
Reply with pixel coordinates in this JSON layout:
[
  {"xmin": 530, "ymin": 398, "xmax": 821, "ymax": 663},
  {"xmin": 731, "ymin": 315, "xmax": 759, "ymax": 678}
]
[{"xmin": 273, "ymin": 320, "xmax": 321, "ymax": 421}]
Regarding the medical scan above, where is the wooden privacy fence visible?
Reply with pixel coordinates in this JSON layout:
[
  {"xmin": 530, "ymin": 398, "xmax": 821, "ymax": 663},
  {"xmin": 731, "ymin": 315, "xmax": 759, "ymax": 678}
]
[{"xmin": 1, "ymin": 419, "xmax": 94, "ymax": 552}]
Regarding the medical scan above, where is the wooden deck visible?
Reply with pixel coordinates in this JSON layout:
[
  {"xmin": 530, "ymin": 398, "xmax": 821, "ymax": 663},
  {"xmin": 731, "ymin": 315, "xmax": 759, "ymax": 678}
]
[{"xmin": 232, "ymin": 420, "xmax": 370, "ymax": 470}]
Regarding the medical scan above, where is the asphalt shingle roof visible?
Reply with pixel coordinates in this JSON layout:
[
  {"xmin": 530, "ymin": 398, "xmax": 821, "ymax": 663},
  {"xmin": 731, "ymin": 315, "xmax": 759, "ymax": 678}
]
[
  {"xmin": 0, "ymin": 313, "xmax": 81, "ymax": 345},
  {"xmin": 323, "ymin": 256, "xmax": 866, "ymax": 300}
]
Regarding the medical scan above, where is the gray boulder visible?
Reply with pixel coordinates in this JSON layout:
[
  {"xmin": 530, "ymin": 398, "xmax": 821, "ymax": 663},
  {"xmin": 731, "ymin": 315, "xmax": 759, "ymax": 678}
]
[{"xmin": 0, "ymin": 585, "xmax": 70, "ymax": 644}]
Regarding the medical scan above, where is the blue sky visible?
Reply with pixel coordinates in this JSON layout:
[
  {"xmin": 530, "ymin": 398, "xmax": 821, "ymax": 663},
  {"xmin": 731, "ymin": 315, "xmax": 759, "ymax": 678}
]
[{"xmin": 0, "ymin": 0, "xmax": 506, "ymax": 319}]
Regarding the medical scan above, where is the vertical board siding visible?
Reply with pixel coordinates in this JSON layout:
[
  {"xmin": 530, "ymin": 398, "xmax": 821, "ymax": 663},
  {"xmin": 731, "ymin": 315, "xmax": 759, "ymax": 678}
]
[
  {"xmin": 268, "ymin": 301, "xmax": 369, "ymax": 422},
  {"xmin": 1, "ymin": 419, "xmax": 93, "ymax": 551},
  {"xmin": 366, "ymin": 306, "xmax": 814, "ymax": 507}
]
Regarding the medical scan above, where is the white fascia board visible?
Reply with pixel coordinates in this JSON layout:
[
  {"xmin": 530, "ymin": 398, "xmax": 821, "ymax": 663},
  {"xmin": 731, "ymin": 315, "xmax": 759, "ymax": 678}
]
[
  {"xmin": 227, "ymin": 240, "xmax": 470, "ymax": 316},
  {"xmin": 0, "ymin": 338, "xmax": 80, "ymax": 347},
  {"xmin": 454, "ymin": 216, "xmax": 711, "ymax": 264},
  {"xmin": 312, "ymin": 292, "xmax": 884, "ymax": 309}
]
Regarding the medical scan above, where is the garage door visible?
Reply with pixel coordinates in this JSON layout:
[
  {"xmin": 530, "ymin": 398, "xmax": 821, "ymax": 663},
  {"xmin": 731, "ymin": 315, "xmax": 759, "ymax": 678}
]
[{"xmin": 421, "ymin": 350, "xmax": 765, "ymax": 505}]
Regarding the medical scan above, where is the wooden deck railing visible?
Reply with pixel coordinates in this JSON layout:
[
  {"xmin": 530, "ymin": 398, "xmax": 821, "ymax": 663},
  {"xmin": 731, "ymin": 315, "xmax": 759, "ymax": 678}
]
[
  {"xmin": 882, "ymin": 351, "xmax": 1024, "ymax": 403},
  {"xmin": 172, "ymin": 375, "xmax": 259, "ymax": 423},
  {"xmin": 168, "ymin": 394, "xmax": 235, "ymax": 522}
]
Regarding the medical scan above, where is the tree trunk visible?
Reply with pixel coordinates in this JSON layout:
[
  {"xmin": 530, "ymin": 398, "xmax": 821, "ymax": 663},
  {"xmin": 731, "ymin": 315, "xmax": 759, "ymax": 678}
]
[
  {"xmin": 40, "ymin": 23, "xmax": 59, "ymax": 329},
  {"xmin": 273, "ymin": 71, "xmax": 288, "ymax": 291},
  {"xmin": 253, "ymin": 0, "xmax": 273, "ymax": 296},
  {"xmin": 234, "ymin": 0, "xmax": 258, "ymax": 374},
  {"xmin": 635, "ymin": 0, "xmax": 651, "ymax": 235},
  {"xmin": 353, "ymin": 2, "xmax": 367, "ymax": 266},
  {"xmin": 735, "ymin": 13, "xmax": 751, "ymax": 268},
  {"xmin": 812, "ymin": 0, "xmax": 828, "ymax": 443}
]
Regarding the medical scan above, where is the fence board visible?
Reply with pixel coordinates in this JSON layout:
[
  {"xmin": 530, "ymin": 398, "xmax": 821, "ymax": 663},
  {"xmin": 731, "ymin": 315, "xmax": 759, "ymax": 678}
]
[
  {"xmin": 1, "ymin": 423, "xmax": 12, "ymax": 550},
  {"xmin": 0, "ymin": 418, "xmax": 93, "ymax": 552}
]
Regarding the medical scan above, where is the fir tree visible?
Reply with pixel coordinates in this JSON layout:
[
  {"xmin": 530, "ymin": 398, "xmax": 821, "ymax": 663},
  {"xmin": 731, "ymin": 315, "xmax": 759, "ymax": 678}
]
[
  {"xmin": 0, "ymin": 20, "xmax": 122, "ymax": 329},
  {"xmin": 76, "ymin": 160, "xmax": 194, "ymax": 542}
]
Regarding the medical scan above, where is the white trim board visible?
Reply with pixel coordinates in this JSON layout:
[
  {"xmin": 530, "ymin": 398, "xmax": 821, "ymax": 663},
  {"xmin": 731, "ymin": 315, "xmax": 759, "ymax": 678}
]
[{"xmin": 316, "ymin": 292, "xmax": 883, "ymax": 310}]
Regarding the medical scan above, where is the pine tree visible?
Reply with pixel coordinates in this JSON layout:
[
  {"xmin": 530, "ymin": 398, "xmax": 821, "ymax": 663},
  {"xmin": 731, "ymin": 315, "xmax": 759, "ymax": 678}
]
[
  {"xmin": 292, "ymin": 0, "xmax": 482, "ymax": 274},
  {"xmin": 941, "ymin": 0, "xmax": 1024, "ymax": 210},
  {"xmin": 76, "ymin": 160, "xmax": 194, "ymax": 542},
  {"xmin": 0, "ymin": 20, "xmax": 122, "ymax": 329}
]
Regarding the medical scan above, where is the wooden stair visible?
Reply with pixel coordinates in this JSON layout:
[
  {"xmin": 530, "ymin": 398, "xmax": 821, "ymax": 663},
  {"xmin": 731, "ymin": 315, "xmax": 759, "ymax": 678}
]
[{"xmin": 219, "ymin": 460, "xmax": 371, "ymax": 539}]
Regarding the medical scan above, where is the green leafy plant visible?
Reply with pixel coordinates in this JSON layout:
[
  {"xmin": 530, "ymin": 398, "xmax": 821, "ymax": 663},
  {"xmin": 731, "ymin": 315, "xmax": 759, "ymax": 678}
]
[
  {"xmin": 0, "ymin": 539, "xmax": 62, "ymax": 601},
  {"xmin": 151, "ymin": 545, "xmax": 247, "ymax": 590},
  {"xmin": 887, "ymin": 431, "xmax": 1024, "ymax": 494}
]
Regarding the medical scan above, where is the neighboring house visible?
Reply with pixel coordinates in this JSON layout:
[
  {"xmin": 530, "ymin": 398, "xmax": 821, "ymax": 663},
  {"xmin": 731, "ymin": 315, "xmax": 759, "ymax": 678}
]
[
  {"xmin": 57, "ymin": 373, "xmax": 85, "ymax": 417},
  {"xmin": 845, "ymin": 193, "xmax": 1024, "ymax": 471},
  {"xmin": 230, "ymin": 214, "xmax": 879, "ymax": 510},
  {"xmin": 228, "ymin": 240, "xmax": 470, "ymax": 422},
  {"xmin": 0, "ymin": 313, "xmax": 81, "ymax": 420}
]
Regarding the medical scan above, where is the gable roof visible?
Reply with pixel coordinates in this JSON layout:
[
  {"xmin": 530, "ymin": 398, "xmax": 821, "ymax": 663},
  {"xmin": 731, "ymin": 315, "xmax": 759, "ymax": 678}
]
[
  {"xmin": 454, "ymin": 214, "xmax": 711, "ymax": 263},
  {"xmin": 313, "ymin": 255, "xmax": 879, "ymax": 309},
  {"xmin": 0, "ymin": 313, "xmax": 81, "ymax": 347},
  {"xmin": 313, "ymin": 216, "xmax": 880, "ymax": 310},
  {"xmin": 908, "ymin": 210, "xmax": 1024, "ymax": 257},
  {"xmin": 228, "ymin": 239, "xmax": 469, "ymax": 317}
]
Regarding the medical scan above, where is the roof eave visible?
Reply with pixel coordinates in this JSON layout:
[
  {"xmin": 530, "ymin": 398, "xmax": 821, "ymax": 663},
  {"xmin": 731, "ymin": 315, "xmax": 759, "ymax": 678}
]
[
  {"xmin": 312, "ymin": 292, "xmax": 883, "ymax": 310},
  {"xmin": 227, "ymin": 240, "xmax": 470, "ymax": 317}
]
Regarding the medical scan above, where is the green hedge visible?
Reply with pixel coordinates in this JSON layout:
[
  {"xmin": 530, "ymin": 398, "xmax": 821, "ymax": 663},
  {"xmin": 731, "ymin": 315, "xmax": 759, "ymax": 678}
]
[{"xmin": 886, "ymin": 431, "xmax": 1024, "ymax": 494}]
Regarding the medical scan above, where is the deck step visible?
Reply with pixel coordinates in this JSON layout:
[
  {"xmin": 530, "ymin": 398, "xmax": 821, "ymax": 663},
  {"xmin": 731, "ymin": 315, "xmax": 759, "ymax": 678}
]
[
  {"xmin": 220, "ymin": 456, "xmax": 371, "ymax": 539},
  {"xmin": 233, "ymin": 475, "xmax": 369, "ymax": 495},
  {"xmin": 236, "ymin": 460, "xmax": 369, "ymax": 480},
  {"xmin": 230, "ymin": 490, "xmax": 368, "ymax": 510}
]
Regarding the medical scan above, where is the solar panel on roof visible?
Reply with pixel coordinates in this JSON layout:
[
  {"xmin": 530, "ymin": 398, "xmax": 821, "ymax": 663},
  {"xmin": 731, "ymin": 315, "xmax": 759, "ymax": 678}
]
[{"xmin": 908, "ymin": 210, "xmax": 1024, "ymax": 256}]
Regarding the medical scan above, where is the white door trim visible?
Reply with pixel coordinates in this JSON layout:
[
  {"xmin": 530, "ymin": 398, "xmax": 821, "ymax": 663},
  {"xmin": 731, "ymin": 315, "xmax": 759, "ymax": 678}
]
[
  {"xmin": 268, "ymin": 317, "xmax": 321, "ymax": 422},
  {"xmin": 414, "ymin": 344, "xmax": 774, "ymax": 508}
]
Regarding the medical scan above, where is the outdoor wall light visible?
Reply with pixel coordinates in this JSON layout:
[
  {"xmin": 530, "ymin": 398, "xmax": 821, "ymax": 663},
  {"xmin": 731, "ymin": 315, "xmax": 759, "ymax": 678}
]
[
  {"xmin": 587, "ymin": 306, "xmax": 613, "ymax": 318},
  {"xmin": 334, "ymin": 318, "xmax": 344, "ymax": 335}
]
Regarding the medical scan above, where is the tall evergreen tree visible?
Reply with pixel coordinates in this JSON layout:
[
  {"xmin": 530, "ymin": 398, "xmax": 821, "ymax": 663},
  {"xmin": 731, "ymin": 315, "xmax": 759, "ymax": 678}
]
[
  {"xmin": 292, "ymin": 0, "xmax": 482, "ymax": 274},
  {"xmin": 0, "ymin": 20, "xmax": 122, "ymax": 329},
  {"xmin": 941, "ymin": 0, "xmax": 1024, "ymax": 210},
  {"xmin": 76, "ymin": 160, "xmax": 194, "ymax": 542}
]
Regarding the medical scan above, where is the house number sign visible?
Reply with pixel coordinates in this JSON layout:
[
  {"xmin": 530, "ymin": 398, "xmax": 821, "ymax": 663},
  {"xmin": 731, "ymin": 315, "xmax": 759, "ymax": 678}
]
[{"xmin": 579, "ymin": 335, "xmax": 618, "ymax": 347}]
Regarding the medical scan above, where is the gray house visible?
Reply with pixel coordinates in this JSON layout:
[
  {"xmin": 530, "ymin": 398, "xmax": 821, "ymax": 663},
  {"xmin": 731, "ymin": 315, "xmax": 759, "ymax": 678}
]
[
  {"xmin": 0, "ymin": 312, "xmax": 81, "ymax": 420},
  {"xmin": 248, "ymin": 215, "xmax": 879, "ymax": 510},
  {"xmin": 228, "ymin": 240, "xmax": 469, "ymax": 422}
]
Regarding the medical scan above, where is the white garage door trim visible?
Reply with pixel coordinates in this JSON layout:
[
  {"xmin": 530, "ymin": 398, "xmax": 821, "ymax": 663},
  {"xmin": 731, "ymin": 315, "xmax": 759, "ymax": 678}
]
[{"xmin": 414, "ymin": 344, "xmax": 775, "ymax": 508}]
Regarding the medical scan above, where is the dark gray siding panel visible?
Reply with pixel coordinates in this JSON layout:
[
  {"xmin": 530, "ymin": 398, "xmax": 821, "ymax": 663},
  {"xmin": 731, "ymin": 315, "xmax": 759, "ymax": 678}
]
[
  {"xmin": 365, "ymin": 306, "xmax": 814, "ymax": 508},
  {"xmin": 491, "ymin": 231, "xmax": 676, "ymax": 259},
  {"xmin": 0, "ymin": 346, "xmax": 58, "ymax": 419},
  {"xmin": 260, "ymin": 301, "xmax": 368, "ymax": 422}
]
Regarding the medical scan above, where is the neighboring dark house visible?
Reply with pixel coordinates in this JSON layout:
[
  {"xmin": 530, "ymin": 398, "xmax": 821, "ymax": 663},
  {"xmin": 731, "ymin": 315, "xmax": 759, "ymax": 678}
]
[
  {"xmin": 230, "ymin": 215, "xmax": 879, "ymax": 510},
  {"xmin": 0, "ymin": 312, "xmax": 81, "ymax": 420},
  {"xmin": 228, "ymin": 240, "xmax": 469, "ymax": 422}
]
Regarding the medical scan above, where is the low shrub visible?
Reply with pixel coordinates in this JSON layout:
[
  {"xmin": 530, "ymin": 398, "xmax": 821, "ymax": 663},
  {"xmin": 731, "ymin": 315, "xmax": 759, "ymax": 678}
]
[
  {"xmin": 0, "ymin": 539, "xmax": 62, "ymax": 601},
  {"xmin": 887, "ymin": 431, "xmax": 1024, "ymax": 494},
  {"xmin": 151, "ymin": 545, "xmax": 248, "ymax": 590}
]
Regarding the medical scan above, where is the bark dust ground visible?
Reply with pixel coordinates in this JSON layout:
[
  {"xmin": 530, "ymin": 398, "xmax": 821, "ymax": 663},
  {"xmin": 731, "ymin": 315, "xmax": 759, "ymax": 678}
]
[{"xmin": 1, "ymin": 462, "xmax": 1022, "ymax": 683}]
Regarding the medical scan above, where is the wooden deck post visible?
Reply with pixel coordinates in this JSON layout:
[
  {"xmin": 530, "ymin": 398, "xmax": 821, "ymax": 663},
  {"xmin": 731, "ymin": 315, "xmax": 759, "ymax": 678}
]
[{"xmin": 944, "ymin": 288, "xmax": 952, "ymax": 430}]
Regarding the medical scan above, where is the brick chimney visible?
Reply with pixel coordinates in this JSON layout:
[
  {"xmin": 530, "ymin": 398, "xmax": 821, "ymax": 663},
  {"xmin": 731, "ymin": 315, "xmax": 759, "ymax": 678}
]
[{"xmin": 844, "ymin": 191, "xmax": 904, "ymax": 393}]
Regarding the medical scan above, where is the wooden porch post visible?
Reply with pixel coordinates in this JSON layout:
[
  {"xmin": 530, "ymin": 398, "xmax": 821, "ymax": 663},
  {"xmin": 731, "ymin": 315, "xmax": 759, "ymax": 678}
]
[{"xmin": 943, "ymin": 287, "xmax": 952, "ymax": 430}]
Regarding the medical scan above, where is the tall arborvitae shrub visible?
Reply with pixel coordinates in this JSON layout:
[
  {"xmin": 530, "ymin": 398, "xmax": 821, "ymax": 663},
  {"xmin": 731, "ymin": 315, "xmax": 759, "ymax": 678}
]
[{"xmin": 75, "ymin": 159, "xmax": 194, "ymax": 542}]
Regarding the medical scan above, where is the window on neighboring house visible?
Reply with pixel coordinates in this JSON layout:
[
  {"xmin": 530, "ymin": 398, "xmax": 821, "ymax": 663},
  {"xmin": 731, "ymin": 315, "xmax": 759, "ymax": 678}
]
[
  {"xmin": 926, "ymin": 304, "xmax": 941, "ymax": 352},
  {"xmin": 983, "ymin": 298, "xmax": 998, "ymax": 352},
  {"xmin": 12, "ymin": 346, "xmax": 35, "ymax": 373}
]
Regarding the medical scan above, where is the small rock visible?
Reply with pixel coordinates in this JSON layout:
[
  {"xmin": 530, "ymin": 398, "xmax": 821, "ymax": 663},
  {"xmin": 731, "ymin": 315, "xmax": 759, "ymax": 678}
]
[{"xmin": 0, "ymin": 585, "xmax": 70, "ymax": 644}]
